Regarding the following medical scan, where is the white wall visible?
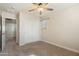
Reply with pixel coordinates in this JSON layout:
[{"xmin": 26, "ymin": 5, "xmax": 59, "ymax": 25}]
[
  {"xmin": 2, "ymin": 11, "xmax": 16, "ymax": 19},
  {"xmin": 42, "ymin": 5, "xmax": 79, "ymax": 53},
  {"xmin": 19, "ymin": 12, "xmax": 41, "ymax": 46}
]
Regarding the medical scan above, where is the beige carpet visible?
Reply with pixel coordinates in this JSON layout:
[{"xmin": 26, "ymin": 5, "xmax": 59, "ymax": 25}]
[{"xmin": 0, "ymin": 39, "xmax": 79, "ymax": 56}]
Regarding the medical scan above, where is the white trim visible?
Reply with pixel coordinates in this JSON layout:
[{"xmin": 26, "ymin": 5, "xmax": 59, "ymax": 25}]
[
  {"xmin": 42, "ymin": 40, "xmax": 79, "ymax": 54},
  {"xmin": 19, "ymin": 40, "xmax": 41, "ymax": 46}
]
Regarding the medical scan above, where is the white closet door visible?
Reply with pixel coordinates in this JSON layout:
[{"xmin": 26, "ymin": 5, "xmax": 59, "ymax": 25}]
[{"xmin": 19, "ymin": 13, "xmax": 41, "ymax": 46}]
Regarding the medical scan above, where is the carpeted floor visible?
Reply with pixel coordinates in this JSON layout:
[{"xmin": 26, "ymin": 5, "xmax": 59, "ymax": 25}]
[{"xmin": 0, "ymin": 39, "xmax": 79, "ymax": 56}]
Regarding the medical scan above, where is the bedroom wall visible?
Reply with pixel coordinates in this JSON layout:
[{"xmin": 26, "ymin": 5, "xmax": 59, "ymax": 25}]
[{"xmin": 42, "ymin": 5, "xmax": 79, "ymax": 53}]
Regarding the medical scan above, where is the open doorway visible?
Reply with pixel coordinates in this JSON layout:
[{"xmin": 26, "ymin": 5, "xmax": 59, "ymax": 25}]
[{"xmin": 5, "ymin": 18, "xmax": 16, "ymax": 42}]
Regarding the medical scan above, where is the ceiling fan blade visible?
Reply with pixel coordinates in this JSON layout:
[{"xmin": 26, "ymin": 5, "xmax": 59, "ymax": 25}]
[
  {"xmin": 46, "ymin": 8, "xmax": 53, "ymax": 11},
  {"xmin": 32, "ymin": 3, "xmax": 39, "ymax": 6},
  {"xmin": 32, "ymin": 3, "xmax": 38, "ymax": 5},
  {"xmin": 28, "ymin": 9, "xmax": 36, "ymax": 12}
]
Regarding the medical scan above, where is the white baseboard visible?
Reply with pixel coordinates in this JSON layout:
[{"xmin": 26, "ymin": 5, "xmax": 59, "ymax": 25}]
[
  {"xmin": 19, "ymin": 40, "xmax": 41, "ymax": 46},
  {"xmin": 42, "ymin": 40, "xmax": 79, "ymax": 54}
]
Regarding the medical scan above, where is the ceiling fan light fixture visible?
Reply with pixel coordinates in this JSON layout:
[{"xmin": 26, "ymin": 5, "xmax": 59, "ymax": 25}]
[
  {"xmin": 38, "ymin": 8, "xmax": 44, "ymax": 11},
  {"xmin": 28, "ymin": 3, "xmax": 53, "ymax": 15}
]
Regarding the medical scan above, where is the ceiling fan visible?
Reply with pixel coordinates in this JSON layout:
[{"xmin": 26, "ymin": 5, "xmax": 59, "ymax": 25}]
[{"xmin": 28, "ymin": 3, "xmax": 53, "ymax": 15}]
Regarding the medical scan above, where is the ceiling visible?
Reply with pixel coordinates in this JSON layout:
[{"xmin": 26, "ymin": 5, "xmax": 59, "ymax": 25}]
[
  {"xmin": 0, "ymin": 3, "xmax": 32, "ymax": 14},
  {"xmin": 0, "ymin": 3, "xmax": 78, "ymax": 15}
]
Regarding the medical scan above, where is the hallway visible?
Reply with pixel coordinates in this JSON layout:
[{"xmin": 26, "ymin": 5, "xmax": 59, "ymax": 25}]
[{"xmin": 0, "ymin": 39, "xmax": 79, "ymax": 56}]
